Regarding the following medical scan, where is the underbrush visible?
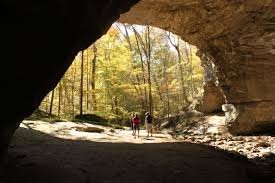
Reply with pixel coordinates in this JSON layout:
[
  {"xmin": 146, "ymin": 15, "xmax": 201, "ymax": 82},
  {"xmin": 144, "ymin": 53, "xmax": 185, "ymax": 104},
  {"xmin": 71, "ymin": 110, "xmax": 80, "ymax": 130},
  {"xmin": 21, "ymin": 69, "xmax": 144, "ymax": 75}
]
[
  {"xmin": 73, "ymin": 114, "xmax": 125, "ymax": 129},
  {"xmin": 25, "ymin": 110, "xmax": 126, "ymax": 129},
  {"xmin": 25, "ymin": 109, "xmax": 67, "ymax": 123},
  {"xmin": 154, "ymin": 110, "xmax": 205, "ymax": 132}
]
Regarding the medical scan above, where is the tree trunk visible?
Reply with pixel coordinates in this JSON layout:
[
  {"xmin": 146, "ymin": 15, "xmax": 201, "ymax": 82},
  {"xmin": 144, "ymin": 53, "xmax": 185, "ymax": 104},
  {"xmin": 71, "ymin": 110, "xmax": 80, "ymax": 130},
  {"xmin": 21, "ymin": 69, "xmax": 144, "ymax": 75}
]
[
  {"xmin": 167, "ymin": 33, "xmax": 188, "ymax": 106},
  {"xmin": 187, "ymin": 43, "xmax": 194, "ymax": 99},
  {"xmin": 49, "ymin": 89, "xmax": 55, "ymax": 116},
  {"xmin": 134, "ymin": 26, "xmax": 153, "ymax": 114},
  {"xmin": 117, "ymin": 24, "xmax": 146, "ymax": 109},
  {"xmin": 86, "ymin": 49, "xmax": 90, "ymax": 113},
  {"xmin": 114, "ymin": 96, "xmax": 118, "ymax": 115},
  {"xmin": 130, "ymin": 78, "xmax": 144, "ymax": 108},
  {"xmin": 163, "ymin": 55, "xmax": 170, "ymax": 120},
  {"xmin": 176, "ymin": 45, "xmax": 188, "ymax": 105},
  {"xmin": 63, "ymin": 77, "xmax": 70, "ymax": 115},
  {"xmin": 153, "ymin": 74, "xmax": 163, "ymax": 101},
  {"xmin": 45, "ymin": 94, "xmax": 50, "ymax": 113},
  {"xmin": 58, "ymin": 81, "xmax": 62, "ymax": 117},
  {"xmin": 91, "ymin": 44, "xmax": 97, "ymax": 111},
  {"xmin": 146, "ymin": 26, "xmax": 153, "ymax": 115},
  {"xmin": 71, "ymin": 64, "xmax": 76, "ymax": 116},
  {"xmin": 80, "ymin": 51, "xmax": 84, "ymax": 115},
  {"xmin": 132, "ymin": 26, "xmax": 149, "ymax": 112}
]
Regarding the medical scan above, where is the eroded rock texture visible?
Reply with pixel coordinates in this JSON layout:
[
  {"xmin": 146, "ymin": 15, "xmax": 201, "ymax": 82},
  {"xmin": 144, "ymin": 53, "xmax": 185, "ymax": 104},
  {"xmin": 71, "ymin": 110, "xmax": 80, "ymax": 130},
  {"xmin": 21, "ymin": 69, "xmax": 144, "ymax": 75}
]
[
  {"xmin": 120, "ymin": 0, "xmax": 275, "ymax": 134},
  {"xmin": 195, "ymin": 52, "xmax": 225, "ymax": 114},
  {"xmin": 0, "ymin": 0, "xmax": 138, "ymax": 160}
]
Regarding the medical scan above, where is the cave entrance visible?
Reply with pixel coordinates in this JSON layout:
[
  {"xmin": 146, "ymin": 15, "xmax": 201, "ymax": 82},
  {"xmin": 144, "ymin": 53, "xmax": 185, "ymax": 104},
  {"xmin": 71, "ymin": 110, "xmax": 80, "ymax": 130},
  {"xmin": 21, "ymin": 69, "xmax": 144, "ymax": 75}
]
[
  {"xmin": 2, "ymin": 1, "xmax": 274, "ymax": 182},
  {"xmin": 11, "ymin": 20, "xmax": 254, "ymax": 179},
  {"xmin": 6, "ymin": 11, "xmax": 273, "ymax": 183},
  {"xmin": 20, "ymin": 23, "xmax": 231, "ymax": 148}
]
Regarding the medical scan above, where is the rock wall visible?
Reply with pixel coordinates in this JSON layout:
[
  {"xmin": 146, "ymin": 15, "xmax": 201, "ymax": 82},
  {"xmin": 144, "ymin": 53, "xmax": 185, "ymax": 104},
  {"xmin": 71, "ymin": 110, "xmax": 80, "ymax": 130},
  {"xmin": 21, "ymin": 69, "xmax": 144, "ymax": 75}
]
[
  {"xmin": 195, "ymin": 52, "xmax": 225, "ymax": 114},
  {"xmin": 196, "ymin": 82, "xmax": 224, "ymax": 113},
  {"xmin": 0, "ymin": 0, "xmax": 139, "ymax": 161},
  {"xmin": 120, "ymin": 0, "xmax": 275, "ymax": 134}
]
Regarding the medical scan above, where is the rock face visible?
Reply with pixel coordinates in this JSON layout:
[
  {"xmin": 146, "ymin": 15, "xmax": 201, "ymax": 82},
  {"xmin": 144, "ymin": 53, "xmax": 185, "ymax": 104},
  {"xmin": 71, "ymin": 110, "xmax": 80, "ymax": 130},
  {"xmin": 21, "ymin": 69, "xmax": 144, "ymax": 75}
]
[
  {"xmin": 120, "ymin": 0, "xmax": 275, "ymax": 134},
  {"xmin": 195, "ymin": 52, "xmax": 225, "ymax": 113},
  {"xmin": 0, "ymin": 0, "xmax": 138, "ymax": 160},
  {"xmin": 0, "ymin": 0, "xmax": 274, "ymax": 159},
  {"xmin": 197, "ymin": 82, "xmax": 225, "ymax": 113}
]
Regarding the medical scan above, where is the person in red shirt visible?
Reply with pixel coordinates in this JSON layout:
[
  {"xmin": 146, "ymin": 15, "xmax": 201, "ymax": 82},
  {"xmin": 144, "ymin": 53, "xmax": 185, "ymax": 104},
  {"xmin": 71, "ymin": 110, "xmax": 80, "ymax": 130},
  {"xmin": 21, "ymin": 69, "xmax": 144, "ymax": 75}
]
[{"xmin": 132, "ymin": 114, "xmax": 140, "ymax": 138}]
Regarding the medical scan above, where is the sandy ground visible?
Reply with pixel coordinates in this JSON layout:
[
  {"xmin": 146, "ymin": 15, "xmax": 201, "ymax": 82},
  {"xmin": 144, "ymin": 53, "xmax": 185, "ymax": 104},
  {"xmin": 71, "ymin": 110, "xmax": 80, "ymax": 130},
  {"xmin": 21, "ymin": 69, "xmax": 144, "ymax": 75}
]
[
  {"xmin": 18, "ymin": 120, "xmax": 177, "ymax": 144},
  {"xmin": 3, "ymin": 120, "xmax": 274, "ymax": 183}
]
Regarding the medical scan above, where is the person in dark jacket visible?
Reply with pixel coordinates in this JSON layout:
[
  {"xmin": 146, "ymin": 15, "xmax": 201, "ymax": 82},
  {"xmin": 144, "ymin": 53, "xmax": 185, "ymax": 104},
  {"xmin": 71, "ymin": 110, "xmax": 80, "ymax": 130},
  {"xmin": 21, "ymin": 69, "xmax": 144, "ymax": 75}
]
[
  {"xmin": 145, "ymin": 112, "xmax": 153, "ymax": 137},
  {"xmin": 130, "ymin": 113, "xmax": 135, "ymax": 135}
]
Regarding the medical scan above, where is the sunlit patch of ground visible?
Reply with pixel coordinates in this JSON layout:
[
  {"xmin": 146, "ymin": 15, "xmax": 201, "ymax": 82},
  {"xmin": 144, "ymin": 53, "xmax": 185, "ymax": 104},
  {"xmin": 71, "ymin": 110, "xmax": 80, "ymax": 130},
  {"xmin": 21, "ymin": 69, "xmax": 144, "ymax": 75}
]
[{"xmin": 20, "ymin": 120, "xmax": 176, "ymax": 144}]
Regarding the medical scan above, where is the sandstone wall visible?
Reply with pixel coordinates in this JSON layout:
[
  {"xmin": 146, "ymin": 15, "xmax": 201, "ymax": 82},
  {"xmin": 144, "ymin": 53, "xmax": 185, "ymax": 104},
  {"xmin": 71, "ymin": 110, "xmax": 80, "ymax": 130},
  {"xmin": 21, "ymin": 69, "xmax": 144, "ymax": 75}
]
[{"xmin": 195, "ymin": 52, "xmax": 225, "ymax": 114}]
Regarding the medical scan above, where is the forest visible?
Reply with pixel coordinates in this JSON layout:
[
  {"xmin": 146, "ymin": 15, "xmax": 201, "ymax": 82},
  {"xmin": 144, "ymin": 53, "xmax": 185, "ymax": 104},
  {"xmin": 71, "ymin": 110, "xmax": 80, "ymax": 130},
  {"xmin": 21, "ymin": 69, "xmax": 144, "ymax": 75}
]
[{"xmin": 37, "ymin": 23, "xmax": 204, "ymax": 125}]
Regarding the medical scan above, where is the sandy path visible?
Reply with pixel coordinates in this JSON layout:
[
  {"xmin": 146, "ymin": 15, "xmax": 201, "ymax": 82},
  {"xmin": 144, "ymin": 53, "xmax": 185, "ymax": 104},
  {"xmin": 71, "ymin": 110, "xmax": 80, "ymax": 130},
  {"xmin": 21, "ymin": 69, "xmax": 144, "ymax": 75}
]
[{"xmin": 19, "ymin": 120, "xmax": 177, "ymax": 143}]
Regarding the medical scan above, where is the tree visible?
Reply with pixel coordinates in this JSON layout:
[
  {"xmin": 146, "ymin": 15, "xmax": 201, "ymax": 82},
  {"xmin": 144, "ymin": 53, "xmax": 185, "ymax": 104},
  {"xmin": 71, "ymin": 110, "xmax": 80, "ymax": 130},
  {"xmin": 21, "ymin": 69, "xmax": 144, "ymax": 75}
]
[
  {"xmin": 38, "ymin": 23, "xmax": 203, "ymax": 121},
  {"xmin": 167, "ymin": 32, "xmax": 189, "ymax": 107},
  {"xmin": 71, "ymin": 63, "xmax": 76, "ymax": 115},
  {"xmin": 49, "ymin": 89, "xmax": 55, "ymax": 116},
  {"xmin": 79, "ymin": 50, "xmax": 84, "ymax": 115},
  {"xmin": 58, "ymin": 81, "xmax": 62, "ymax": 116},
  {"xmin": 91, "ymin": 44, "xmax": 97, "ymax": 111},
  {"xmin": 86, "ymin": 47, "xmax": 90, "ymax": 112},
  {"xmin": 132, "ymin": 26, "xmax": 154, "ymax": 114}
]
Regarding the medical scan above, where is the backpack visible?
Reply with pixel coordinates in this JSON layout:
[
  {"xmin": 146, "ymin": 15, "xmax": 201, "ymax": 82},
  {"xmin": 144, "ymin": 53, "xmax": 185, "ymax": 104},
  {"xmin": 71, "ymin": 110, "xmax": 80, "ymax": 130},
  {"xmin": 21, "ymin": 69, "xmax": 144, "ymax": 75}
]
[{"xmin": 146, "ymin": 115, "xmax": 152, "ymax": 123}]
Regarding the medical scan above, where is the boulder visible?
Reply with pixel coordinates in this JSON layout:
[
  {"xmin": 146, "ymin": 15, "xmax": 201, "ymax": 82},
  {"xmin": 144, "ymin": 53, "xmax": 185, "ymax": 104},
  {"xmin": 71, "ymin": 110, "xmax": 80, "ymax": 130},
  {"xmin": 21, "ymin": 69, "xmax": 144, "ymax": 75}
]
[{"xmin": 74, "ymin": 126, "xmax": 104, "ymax": 133}]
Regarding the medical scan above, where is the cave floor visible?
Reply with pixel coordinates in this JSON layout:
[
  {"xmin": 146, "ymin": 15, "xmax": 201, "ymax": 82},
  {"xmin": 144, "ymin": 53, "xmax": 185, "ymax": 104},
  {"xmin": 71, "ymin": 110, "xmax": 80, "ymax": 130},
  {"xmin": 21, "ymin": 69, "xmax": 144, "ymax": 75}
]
[{"xmin": 3, "ymin": 120, "xmax": 275, "ymax": 183}]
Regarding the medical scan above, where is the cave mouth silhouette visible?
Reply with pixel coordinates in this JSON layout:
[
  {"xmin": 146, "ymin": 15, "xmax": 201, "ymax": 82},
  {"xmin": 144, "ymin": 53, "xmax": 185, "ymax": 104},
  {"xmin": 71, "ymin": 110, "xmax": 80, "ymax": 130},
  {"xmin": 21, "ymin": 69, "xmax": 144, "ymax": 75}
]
[{"xmin": 0, "ymin": 1, "xmax": 275, "ymax": 182}]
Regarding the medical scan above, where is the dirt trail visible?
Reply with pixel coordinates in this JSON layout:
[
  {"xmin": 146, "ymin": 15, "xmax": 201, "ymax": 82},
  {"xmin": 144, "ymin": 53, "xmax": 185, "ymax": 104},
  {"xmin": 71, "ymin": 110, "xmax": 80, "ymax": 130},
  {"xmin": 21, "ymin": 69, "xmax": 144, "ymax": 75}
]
[{"xmin": 3, "ymin": 120, "xmax": 274, "ymax": 183}]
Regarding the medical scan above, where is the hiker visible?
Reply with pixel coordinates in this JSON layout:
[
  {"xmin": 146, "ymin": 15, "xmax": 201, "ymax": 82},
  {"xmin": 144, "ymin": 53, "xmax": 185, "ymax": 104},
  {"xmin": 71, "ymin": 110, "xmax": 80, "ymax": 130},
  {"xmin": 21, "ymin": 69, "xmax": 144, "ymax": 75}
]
[
  {"xmin": 145, "ymin": 112, "xmax": 153, "ymax": 137},
  {"xmin": 132, "ymin": 114, "xmax": 140, "ymax": 138},
  {"xmin": 130, "ymin": 113, "xmax": 135, "ymax": 135}
]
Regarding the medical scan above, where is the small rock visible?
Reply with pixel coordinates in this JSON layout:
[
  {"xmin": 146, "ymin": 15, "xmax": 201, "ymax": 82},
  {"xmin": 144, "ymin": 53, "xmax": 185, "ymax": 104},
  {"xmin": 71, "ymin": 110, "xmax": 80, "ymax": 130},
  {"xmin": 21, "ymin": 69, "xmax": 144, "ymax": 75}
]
[
  {"xmin": 253, "ymin": 149, "xmax": 260, "ymax": 153},
  {"xmin": 231, "ymin": 136, "xmax": 244, "ymax": 141},
  {"xmin": 255, "ymin": 142, "xmax": 271, "ymax": 148},
  {"xmin": 245, "ymin": 146, "xmax": 253, "ymax": 151},
  {"xmin": 238, "ymin": 149, "xmax": 244, "ymax": 153},
  {"xmin": 227, "ymin": 142, "xmax": 234, "ymax": 146},
  {"xmin": 216, "ymin": 141, "xmax": 224, "ymax": 145},
  {"xmin": 189, "ymin": 137, "xmax": 195, "ymax": 141},
  {"xmin": 262, "ymin": 152, "xmax": 272, "ymax": 158}
]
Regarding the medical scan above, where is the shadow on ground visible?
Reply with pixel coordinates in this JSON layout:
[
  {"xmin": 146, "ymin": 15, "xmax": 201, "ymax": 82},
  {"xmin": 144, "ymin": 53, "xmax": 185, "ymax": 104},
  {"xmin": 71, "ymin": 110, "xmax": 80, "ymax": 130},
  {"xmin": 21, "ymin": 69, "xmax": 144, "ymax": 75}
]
[{"xmin": 3, "ymin": 127, "xmax": 274, "ymax": 183}]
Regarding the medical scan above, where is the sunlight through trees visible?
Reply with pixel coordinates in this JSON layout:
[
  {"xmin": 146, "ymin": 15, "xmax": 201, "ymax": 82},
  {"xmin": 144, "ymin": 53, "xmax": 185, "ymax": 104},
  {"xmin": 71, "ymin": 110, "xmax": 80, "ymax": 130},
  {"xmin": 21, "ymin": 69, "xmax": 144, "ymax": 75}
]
[{"xmin": 39, "ymin": 23, "xmax": 204, "ymax": 122}]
